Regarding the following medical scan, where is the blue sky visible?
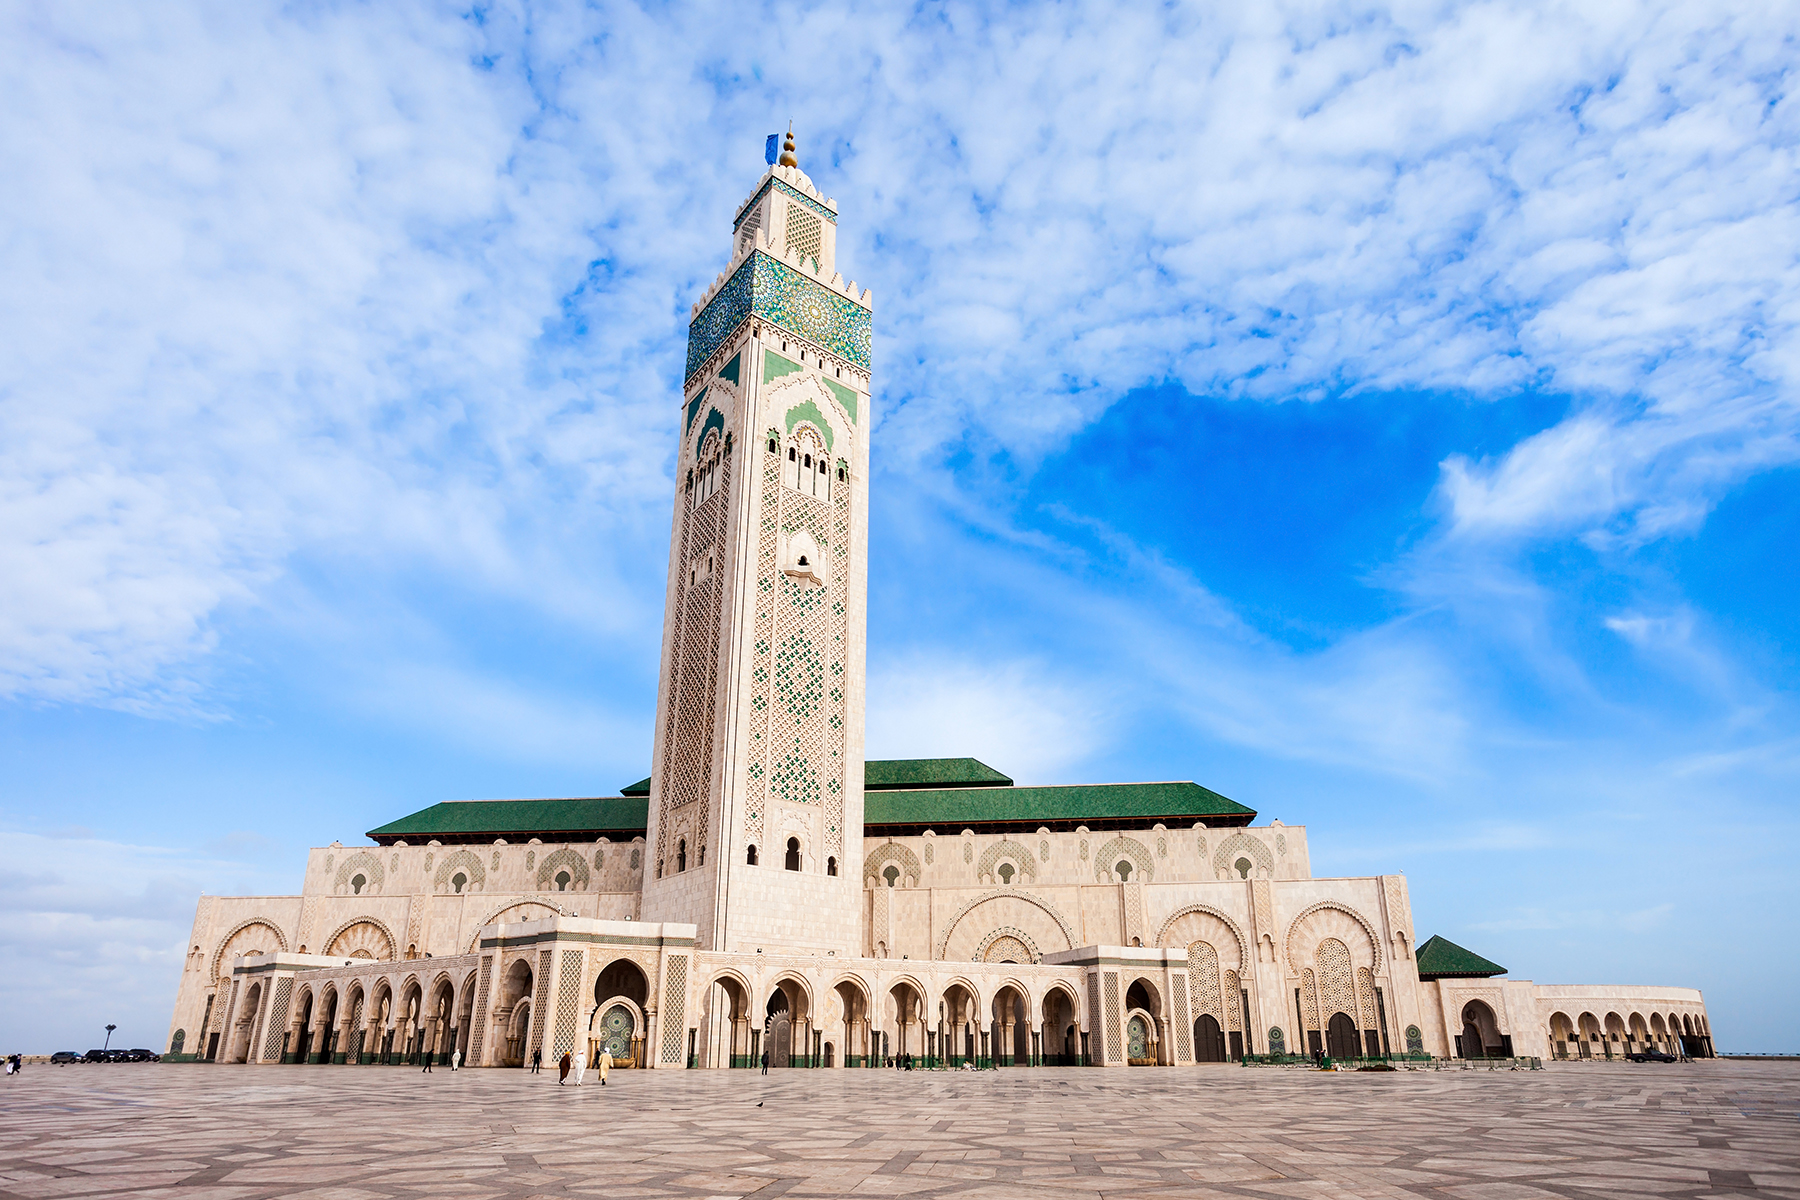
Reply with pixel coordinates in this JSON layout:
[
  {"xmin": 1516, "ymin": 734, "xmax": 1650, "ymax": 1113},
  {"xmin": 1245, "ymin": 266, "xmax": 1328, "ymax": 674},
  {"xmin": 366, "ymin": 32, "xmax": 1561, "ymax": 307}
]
[{"xmin": 2, "ymin": 0, "xmax": 1796, "ymax": 1053}]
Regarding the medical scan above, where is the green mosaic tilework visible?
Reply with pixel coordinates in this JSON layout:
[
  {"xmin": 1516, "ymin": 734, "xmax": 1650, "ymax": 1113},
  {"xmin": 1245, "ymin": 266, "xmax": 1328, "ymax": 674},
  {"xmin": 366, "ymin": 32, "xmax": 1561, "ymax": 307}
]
[
  {"xmin": 686, "ymin": 250, "xmax": 872, "ymax": 382},
  {"xmin": 719, "ymin": 352, "xmax": 741, "ymax": 385},
  {"xmin": 752, "ymin": 254, "xmax": 871, "ymax": 372},
  {"xmin": 775, "ymin": 631, "xmax": 824, "ymax": 720},
  {"xmin": 771, "ymin": 743, "xmax": 820, "ymax": 806},
  {"xmin": 684, "ymin": 388, "xmax": 706, "ymax": 434},
  {"xmin": 695, "ymin": 407, "xmax": 724, "ymax": 458},
  {"xmin": 784, "ymin": 397, "xmax": 833, "ymax": 451},
  {"xmin": 686, "ymin": 257, "xmax": 755, "ymax": 381},
  {"xmin": 733, "ymin": 175, "xmax": 838, "ymax": 231},
  {"xmin": 823, "ymin": 376, "xmax": 860, "ymax": 426},
  {"xmin": 763, "ymin": 350, "xmax": 805, "ymax": 386}
]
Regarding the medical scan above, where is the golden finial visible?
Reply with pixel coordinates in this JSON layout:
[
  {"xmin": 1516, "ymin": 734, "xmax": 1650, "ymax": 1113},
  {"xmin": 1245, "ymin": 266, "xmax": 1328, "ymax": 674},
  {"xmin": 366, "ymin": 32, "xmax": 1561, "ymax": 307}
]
[{"xmin": 778, "ymin": 128, "xmax": 798, "ymax": 168}]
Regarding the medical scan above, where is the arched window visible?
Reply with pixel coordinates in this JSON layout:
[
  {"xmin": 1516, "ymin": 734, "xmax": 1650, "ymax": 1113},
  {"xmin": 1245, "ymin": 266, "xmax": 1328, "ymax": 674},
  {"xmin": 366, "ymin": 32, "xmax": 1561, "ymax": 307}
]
[
  {"xmin": 676, "ymin": 839, "xmax": 687, "ymax": 873},
  {"xmin": 351, "ymin": 873, "xmax": 366, "ymax": 895},
  {"xmin": 783, "ymin": 427, "xmax": 830, "ymax": 499},
  {"xmin": 554, "ymin": 870, "xmax": 571, "ymax": 892},
  {"xmin": 826, "ymin": 856, "xmax": 837, "ymax": 876},
  {"xmin": 883, "ymin": 864, "xmax": 899, "ymax": 888},
  {"xmin": 998, "ymin": 863, "xmax": 1015, "ymax": 884},
  {"xmin": 785, "ymin": 837, "xmax": 801, "ymax": 871},
  {"xmin": 1115, "ymin": 860, "xmax": 1132, "ymax": 882},
  {"xmin": 746, "ymin": 844, "xmax": 758, "ymax": 866},
  {"xmin": 1234, "ymin": 857, "xmax": 1252, "ymax": 879},
  {"xmin": 451, "ymin": 872, "xmax": 467, "ymax": 894}
]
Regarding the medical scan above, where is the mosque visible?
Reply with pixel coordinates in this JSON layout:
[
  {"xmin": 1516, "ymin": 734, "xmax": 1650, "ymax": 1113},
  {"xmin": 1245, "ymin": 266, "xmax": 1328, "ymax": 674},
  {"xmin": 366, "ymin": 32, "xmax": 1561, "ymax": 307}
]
[{"xmin": 166, "ymin": 134, "xmax": 1715, "ymax": 1071}]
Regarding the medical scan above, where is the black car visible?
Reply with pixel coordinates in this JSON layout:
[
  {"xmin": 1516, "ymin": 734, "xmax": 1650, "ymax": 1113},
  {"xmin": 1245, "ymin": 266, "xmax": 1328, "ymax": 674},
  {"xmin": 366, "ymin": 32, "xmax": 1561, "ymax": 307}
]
[
  {"xmin": 49, "ymin": 1051, "xmax": 80, "ymax": 1064},
  {"xmin": 104, "ymin": 1049, "xmax": 132, "ymax": 1063},
  {"xmin": 1627, "ymin": 1049, "xmax": 1678, "ymax": 1063},
  {"xmin": 124, "ymin": 1049, "xmax": 160, "ymax": 1063},
  {"xmin": 83, "ymin": 1049, "xmax": 109, "ymax": 1063}
]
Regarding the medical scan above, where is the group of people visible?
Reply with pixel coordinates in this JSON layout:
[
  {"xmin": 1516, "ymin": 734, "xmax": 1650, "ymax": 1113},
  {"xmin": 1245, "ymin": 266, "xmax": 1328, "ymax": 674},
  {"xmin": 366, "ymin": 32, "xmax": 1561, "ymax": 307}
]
[
  {"xmin": 523, "ymin": 1046, "xmax": 614, "ymax": 1086},
  {"xmin": 418, "ymin": 1047, "xmax": 462, "ymax": 1072},
  {"xmin": 4, "ymin": 1054, "xmax": 21, "ymax": 1075}
]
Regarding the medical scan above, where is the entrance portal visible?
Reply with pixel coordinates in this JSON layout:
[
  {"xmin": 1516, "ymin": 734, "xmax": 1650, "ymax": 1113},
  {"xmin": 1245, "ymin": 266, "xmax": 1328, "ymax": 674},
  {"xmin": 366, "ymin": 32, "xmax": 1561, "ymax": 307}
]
[
  {"xmin": 1325, "ymin": 1012, "xmax": 1359, "ymax": 1060},
  {"xmin": 1194, "ymin": 1013, "xmax": 1226, "ymax": 1062}
]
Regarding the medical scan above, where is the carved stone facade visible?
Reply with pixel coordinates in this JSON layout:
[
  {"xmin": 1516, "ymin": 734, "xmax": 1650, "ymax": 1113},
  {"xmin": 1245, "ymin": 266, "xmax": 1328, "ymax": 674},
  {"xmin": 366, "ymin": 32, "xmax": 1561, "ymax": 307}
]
[{"xmin": 165, "ymin": 139, "xmax": 1714, "ymax": 1070}]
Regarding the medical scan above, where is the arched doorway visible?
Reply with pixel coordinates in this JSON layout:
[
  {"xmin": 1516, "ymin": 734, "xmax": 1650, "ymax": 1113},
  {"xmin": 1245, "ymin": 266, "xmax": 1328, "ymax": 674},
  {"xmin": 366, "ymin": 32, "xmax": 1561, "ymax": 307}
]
[
  {"xmin": 293, "ymin": 991, "xmax": 315, "ymax": 1064},
  {"xmin": 1460, "ymin": 1000, "xmax": 1501, "ymax": 1059},
  {"xmin": 1194, "ymin": 1013, "xmax": 1226, "ymax": 1062},
  {"xmin": 1043, "ymin": 987, "xmax": 1080, "ymax": 1065},
  {"xmin": 833, "ymin": 979, "xmax": 870, "ymax": 1068},
  {"xmin": 228, "ymin": 982, "xmax": 263, "ymax": 1063},
  {"xmin": 706, "ymin": 974, "xmax": 753, "ymax": 1068},
  {"xmin": 314, "ymin": 989, "xmax": 340, "ymax": 1063},
  {"xmin": 594, "ymin": 958, "xmax": 650, "ymax": 1068},
  {"xmin": 991, "ymin": 985, "xmax": 1029, "ymax": 1065},
  {"xmin": 940, "ymin": 982, "xmax": 980, "ymax": 1066},
  {"xmin": 498, "ymin": 959, "xmax": 534, "ymax": 1066},
  {"xmin": 887, "ymin": 980, "xmax": 923, "ymax": 1064},
  {"xmin": 767, "ymin": 989, "xmax": 793, "ymax": 1068},
  {"xmin": 1124, "ymin": 979, "xmax": 1162, "ymax": 1065},
  {"xmin": 1325, "ymin": 1012, "xmax": 1359, "ymax": 1060},
  {"xmin": 1126, "ymin": 1013, "xmax": 1152, "ymax": 1063}
]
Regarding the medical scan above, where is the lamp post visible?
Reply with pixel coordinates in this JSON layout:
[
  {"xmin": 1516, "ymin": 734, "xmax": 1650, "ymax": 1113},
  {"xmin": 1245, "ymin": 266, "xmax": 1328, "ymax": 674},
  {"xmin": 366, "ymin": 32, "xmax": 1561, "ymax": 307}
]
[{"xmin": 103, "ymin": 1024, "xmax": 117, "ymax": 1053}]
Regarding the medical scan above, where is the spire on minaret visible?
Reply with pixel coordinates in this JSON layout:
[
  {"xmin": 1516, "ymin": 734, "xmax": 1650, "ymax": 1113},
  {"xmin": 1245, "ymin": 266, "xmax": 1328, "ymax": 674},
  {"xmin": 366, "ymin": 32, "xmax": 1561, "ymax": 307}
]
[{"xmin": 777, "ymin": 129, "xmax": 798, "ymax": 168}]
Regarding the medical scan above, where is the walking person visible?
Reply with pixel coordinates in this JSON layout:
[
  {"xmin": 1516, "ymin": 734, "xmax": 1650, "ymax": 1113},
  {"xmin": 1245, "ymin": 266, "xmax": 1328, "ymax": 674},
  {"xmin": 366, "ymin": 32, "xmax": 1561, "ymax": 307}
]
[
  {"xmin": 597, "ymin": 1047, "xmax": 611, "ymax": 1086},
  {"xmin": 760, "ymin": 1049, "xmax": 768, "ymax": 1075},
  {"xmin": 421, "ymin": 1049, "xmax": 432, "ymax": 1073},
  {"xmin": 570, "ymin": 1047, "xmax": 586, "ymax": 1087},
  {"xmin": 530, "ymin": 1048, "xmax": 542, "ymax": 1074},
  {"xmin": 450, "ymin": 1047, "xmax": 461, "ymax": 1071},
  {"xmin": 558, "ymin": 1051, "xmax": 571, "ymax": 1085}
]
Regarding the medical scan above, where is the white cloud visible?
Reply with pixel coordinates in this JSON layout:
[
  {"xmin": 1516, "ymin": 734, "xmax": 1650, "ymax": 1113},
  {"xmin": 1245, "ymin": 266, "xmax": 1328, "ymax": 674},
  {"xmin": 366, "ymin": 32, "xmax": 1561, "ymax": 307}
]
[
  {"xmin": 0, "ymin": 831, "xmax": 288, "ymax": 1052},
  {"xmin": 866, "ymin": 656, "xmax": 1110, "ymax": 784},
  {"xmin": 1, "ymin": 0, "xmax": 1795, "ymax": 724}
]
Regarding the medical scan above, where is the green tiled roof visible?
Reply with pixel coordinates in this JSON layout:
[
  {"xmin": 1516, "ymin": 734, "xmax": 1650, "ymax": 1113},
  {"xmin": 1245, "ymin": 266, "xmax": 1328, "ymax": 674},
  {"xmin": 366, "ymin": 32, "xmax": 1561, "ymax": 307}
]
[
  {"xmin": 366, "ymin": 769, "xmax": 1255, "ymax": 843},
  {"xmin": 620, "ymin": 777, "xmax": 652, "ymax": 797},
  {"xmin": 863, "ymin": 758, "xmax": 1013, "ymax": 790},
  {"xmin": 368, "ymin": 797, "xmax": 648, "ymax": 844},
  {"xmin": 1415, "ymin": 934, "xmax": 1506, "ymax": 980},
  {"xmin": 864, "ymin": 781, "xmax": 1254, "ymax": 832}
]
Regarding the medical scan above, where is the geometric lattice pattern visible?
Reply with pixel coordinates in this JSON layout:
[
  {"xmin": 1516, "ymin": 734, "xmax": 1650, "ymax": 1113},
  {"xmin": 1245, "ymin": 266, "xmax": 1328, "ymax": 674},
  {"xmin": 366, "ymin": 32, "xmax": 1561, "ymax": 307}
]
[
  {"xmin": 528, "ymin": 949, "xmax": 552, "ymax": 1063},
  {"xmin": 1223, "ymin": 970, "xmax": 1242, "ymax": 1032},
  {"xmin": 1317, "ymin": 937, "xmax": 1356, "ymax": 1021},
  {"xmin": 1301, "ymin": 968, "xmax": 1320, "ymax": 1031},
  {"xmin": 661, "ymin": 956, "xmax": 688, "ymax": 1064},
  {"xmin": 747, "ymin": 426, "xmax": 850, "ymax": 859},
  {"xmin": 263, "ymin": 979, "xmax": 292, "ymax": 1062},
  {"xmin": 657, "ymin": 445, "xmax": 731, "ymax": 872},
  {"xmin": 551, "ymin": 950, "xmax": 584, "ymax": 1058},
  {"xmin": 784, "ymin": 206, "xmax": 823, "ymax": 266},
  {"xmin": 1103, "ymin": 972, "xmax": 1122, "ymax": 1064},
  {"xmin": 467, "ymin": 957, "xmax": 492, "ymax": 1066},
  {"xmin": 1357, "ymin": 966, "xmax": 1379, "ymax": 1029},
  {"xmin": 1188, "ymin": 941, "xmax": 1223, "ymax": 1022},
  {"xmin": 1173, "ymin": 977, "xmax": 1192, "ymax": 1062}
]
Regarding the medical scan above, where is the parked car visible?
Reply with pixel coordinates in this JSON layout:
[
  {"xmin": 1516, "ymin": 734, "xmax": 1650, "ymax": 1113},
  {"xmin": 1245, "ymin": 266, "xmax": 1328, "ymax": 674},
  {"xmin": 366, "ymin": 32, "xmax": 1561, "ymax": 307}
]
[
  {"xmin": 103, "ymin": 1049, "xmax": 132, "ymax": 1063},
  {"xmin": 124, "ymin": 1049, "xmax": 160, "ymax": 1063},
  {"xmin": 83, "ymin": 1049, "xmax": 109, "ymax": 1063},
  {"xmin": 1627, "ymin": 1049, "xmax": 1678, "ymax": 1063},
  {"xmin": 49, "ymin": 1051, "xmax": 80, "ymax": 1064}
]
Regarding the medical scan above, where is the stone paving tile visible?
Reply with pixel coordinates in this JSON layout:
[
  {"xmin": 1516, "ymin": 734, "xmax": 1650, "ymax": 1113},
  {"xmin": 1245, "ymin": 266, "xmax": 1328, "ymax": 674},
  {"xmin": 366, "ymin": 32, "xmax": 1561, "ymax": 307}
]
[{"xmin": 0, "ymin": 1062, "xmax": 1797, "ymax": 1198}]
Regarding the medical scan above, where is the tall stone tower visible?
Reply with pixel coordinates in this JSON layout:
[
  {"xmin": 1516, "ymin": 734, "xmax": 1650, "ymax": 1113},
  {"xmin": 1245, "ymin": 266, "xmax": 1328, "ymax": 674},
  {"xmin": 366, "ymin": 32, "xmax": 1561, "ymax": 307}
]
[{"xmin": 641, "ymin": 133, "xmax": 873, "ymax": 955}]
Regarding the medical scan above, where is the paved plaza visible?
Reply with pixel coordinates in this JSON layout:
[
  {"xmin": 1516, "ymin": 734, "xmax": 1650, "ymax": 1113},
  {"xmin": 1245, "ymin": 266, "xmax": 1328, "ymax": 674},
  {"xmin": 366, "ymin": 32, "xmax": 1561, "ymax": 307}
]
[{"xmin": 1, "ymin": 1062, "xmax": 1795, "ymax": 1199}]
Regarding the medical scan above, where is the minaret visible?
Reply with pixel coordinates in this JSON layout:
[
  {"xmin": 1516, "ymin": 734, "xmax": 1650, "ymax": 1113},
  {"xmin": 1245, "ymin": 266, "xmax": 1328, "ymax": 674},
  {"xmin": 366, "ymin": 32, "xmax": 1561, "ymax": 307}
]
[{"xmin": 640, "ymin": 132, "xmax": 873, "ymax": 955}]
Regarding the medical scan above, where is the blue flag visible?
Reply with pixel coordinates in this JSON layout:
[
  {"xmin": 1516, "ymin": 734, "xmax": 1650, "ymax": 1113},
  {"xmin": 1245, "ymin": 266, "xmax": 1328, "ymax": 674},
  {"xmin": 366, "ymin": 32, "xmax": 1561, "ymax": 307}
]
[{"xmin": 765, "ymin": 134, "xmax": 779, "ymax": 165}]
